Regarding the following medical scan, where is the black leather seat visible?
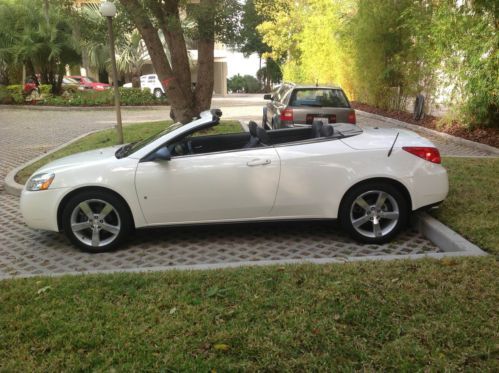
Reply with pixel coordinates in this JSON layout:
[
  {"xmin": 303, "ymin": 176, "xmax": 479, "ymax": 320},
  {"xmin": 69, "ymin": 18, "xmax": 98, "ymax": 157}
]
[
  {"xmin": 320, "ymin": 124, "xmax": 334, "ymax": 137},
  {"xmin": 256, "ymin": 126, "xmax": 270, "ymax": 146},
  {"xmin": 244, "ymin": 121, "xmax": 260, "ymax": 148},
  {"xmin": 311, "ymin": 120, "xmax": 324, "ymax": 138}
]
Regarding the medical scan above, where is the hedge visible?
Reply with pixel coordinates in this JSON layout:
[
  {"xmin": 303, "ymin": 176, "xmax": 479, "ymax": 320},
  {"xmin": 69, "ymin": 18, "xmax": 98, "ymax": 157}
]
[{"xmin": 0, "ymin": 86, "xmax": 166, "ymax": 106}]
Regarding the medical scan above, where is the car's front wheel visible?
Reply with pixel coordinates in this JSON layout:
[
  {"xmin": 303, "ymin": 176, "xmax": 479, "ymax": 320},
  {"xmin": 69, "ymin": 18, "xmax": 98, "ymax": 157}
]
[
  {"xmin": 61, "ymin": 190, "xmax": 133, "ymax": 253},
  {"xmin": 339, "ymin": 182, "xmax": 408, "ymax": 244}
]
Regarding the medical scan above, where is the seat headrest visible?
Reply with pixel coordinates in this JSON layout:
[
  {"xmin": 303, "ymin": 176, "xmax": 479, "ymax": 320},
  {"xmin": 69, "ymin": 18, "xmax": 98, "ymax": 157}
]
[
  {"xmin": 256, "ymin": 127, "xmax": 270, "ymax": 145},
  {"xmin": 320, "ymin": 124, "xmax": 334, "ymax": 137},
  {"xmin": 248, "ymin": 121, "xmax": 258, "ymax": 137},
  {"xmin": 311, "ymin": 120, "xmax": 323, "ymax": 138}
]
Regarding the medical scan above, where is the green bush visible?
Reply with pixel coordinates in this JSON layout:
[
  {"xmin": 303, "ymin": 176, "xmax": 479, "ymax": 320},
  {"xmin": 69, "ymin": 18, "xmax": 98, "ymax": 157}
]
[
  {"xmin": 119, "ymin": 87, "xmax": 160, "ymax": 105},
  {"xmin": 0, "ymin": 86, "xmax": 10, "ymax": 104},
  {"xmin": 5, "ymin": 85, "xmax": 24, "ymax": 104},
  {"xmin": 39, "ymin": 84, "xmax": 52, "ymax": 95},
  {"xmin": 40, "ymin": 87, "xmax": 163, "ymax": 106},
  {"xmin": 228, "ymin": 74, "xmax": 261, "ymax": 93},
  {"xmin": 0, "ymin": 86, "xmax": 166, "ymax": 106}
]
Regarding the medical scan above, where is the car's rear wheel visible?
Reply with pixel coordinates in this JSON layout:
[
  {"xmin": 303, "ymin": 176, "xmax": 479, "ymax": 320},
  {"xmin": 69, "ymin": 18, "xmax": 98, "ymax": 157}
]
[
  {"xmin": 339, "ymin": 182, "xmax": 408, "ymax": 244},
  {"xmin": 153, "ymin": 88, "xmax": 163, "ymax": 99},
  {"xmin": 61, "ymin": 190, "xmax": 132, "ymax": 253}
]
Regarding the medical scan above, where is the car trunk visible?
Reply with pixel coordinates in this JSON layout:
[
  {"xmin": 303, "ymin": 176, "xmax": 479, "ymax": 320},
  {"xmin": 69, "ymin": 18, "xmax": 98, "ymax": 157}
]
[
  {"xmin": 291, "ymin": 106, "xmax": 353, "ymax": 126},
  {"xmin": 340, "ymin": 128, "xmax": 434, "ymax": 150}
]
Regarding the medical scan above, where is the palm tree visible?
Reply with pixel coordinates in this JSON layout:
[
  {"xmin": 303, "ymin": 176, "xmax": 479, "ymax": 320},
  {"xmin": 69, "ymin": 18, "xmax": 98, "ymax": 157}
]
[
  {"xmin": 0, "ymin": 0, "xmax": 80, "ymax": 93},
  {"xmin": 116, "ymin": 30, "xmax": 147, "ymax": 88}
]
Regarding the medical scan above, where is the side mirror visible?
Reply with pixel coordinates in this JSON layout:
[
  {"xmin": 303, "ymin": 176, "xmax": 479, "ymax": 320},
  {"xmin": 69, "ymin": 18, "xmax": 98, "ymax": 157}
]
[
  {"xmin": 263, "ymin": 94, "xmax": 272, "ymax": 100},
  {"xmin": 151, "ymin": 146, "xmax": 171, "ymax": 161}
]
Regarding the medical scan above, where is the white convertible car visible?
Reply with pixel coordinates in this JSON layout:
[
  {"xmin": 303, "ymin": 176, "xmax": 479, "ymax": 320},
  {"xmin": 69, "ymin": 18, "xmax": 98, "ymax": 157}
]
[{"xmin": 21, "ymin": 109, "xmax": 448, "ymax": 252}]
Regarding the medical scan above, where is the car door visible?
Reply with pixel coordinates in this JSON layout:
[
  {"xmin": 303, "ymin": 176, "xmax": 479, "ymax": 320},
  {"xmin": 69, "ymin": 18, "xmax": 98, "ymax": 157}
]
[
  {"xmin": 270, "ymin": 138, "xmax": 354, "ymax": 219},
  {"xmin": 135, "ymin": 147, "xmax": 281, "ymax": 225}
]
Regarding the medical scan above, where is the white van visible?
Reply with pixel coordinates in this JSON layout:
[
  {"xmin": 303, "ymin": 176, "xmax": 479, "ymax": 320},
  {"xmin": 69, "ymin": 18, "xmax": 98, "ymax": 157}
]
[{"xmin": 140, "ymin": 74, "xmax": 165, "ymax": 98}]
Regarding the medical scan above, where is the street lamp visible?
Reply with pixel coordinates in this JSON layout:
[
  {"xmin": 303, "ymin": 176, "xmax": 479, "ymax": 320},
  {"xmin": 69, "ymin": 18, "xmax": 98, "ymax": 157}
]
[{"xmin": 100, "ymin": 1, "xmax": 124, "ymax": 144}]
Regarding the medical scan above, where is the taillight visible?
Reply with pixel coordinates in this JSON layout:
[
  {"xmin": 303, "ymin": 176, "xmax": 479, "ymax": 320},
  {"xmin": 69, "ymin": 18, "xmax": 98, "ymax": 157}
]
[
  {"xmin": 403, "ymin": 147, "xmax": 441, "ymax": 164},
  {"xmin": 280, "ymin": 108, "xmax": 293, "ymax": 122},
  {"xmin": 347, "ymin": 110, "xmax": 356, "ymax": 124}
]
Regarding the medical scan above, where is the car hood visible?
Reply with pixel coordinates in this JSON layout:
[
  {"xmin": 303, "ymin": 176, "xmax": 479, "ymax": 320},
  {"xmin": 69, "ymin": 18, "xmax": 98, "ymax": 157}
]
[
  {"xmin": 340, "ymin": 127, "xmax": 434, "ymax": 150},
  {"xmin": 35, "ymin": 146, "xmax": 121, "ymax": 174}
]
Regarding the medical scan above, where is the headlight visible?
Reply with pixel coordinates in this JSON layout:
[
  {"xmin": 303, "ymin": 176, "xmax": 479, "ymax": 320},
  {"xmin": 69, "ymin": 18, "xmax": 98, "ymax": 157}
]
[{"xmin": 26, "ymin": 173, "xmax": 55, "ymax": 191}]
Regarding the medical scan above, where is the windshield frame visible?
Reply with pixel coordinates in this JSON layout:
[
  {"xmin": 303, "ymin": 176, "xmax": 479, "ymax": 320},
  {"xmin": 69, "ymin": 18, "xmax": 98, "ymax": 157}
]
[
  {"xmin": 120, "ymin": 110, "xmax": 221, "ymax": 160},
  {"xmin": 116, "ymin": 122, "xmax": 183, "ymax": 158}
]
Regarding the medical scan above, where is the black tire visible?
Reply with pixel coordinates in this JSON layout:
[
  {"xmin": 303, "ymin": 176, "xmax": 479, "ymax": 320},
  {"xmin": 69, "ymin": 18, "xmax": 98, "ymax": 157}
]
[
  {"xmin": 61, "ymin": 190, "xmax": 133, "ymax": 253},
  {"xmin": 154, "ymin": 88, "xmax": 163, "ymax": 99},
  {"xmin": 339, "ymin": 182, "xmax": 408, "ymax": 244}
]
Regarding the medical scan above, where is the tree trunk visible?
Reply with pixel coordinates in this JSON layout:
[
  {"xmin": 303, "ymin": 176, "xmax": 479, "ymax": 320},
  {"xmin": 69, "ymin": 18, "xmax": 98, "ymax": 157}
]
[
  {"xmin": 195, "ymin": 37, "xmax": 215, "ymax": 112},
  {"xmin": 194, "ymin": 0, "xmax": 215, "ymax": 113},
  {"xmin": 131, "ymin": 67, "xmax": 140, "ymax": 88},
  {"xmin": 120, "ymin": 0, "xmax": 217, "ymax": 124},
  {"xmin": 120, "ymin": 0, "xmax": 198, "ymax": 123}
]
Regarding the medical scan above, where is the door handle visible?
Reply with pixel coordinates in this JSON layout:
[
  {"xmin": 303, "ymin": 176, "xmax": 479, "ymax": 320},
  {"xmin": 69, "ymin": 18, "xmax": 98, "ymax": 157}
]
[{"xmin": 247, "ymin": 159, "xmax": 272, "ymax": 167}]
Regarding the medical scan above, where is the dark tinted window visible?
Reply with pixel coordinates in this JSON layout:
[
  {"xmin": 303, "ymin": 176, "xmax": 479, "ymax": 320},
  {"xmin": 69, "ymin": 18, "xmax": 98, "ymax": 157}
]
[{"xmin": 290, "ymin": 89, "xmax": 350, "ymax": 108}]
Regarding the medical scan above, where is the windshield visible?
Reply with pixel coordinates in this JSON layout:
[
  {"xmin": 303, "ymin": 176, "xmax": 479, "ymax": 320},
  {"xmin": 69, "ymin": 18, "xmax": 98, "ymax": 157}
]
[
  {"xmin": 85, "ymin": 77, "xmax": 97, "ymax": 83},
  {"xmin": 290, "ymin": 89, "xmax": 350, "ymax": 108},
  {"xmin": 116, "ymin": 122, "xmax": 183, "ymax": 158}
]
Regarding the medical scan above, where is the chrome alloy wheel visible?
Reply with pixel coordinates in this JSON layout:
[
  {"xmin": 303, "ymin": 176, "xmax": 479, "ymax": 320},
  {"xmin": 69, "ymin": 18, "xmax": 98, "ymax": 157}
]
[
  {"xmin": 349, "ymin": 190, "xmax": 400, "ymax": 239},
  {"xmin": 70, "ymin": 199, "xmax": 121, "ymax": 248}
]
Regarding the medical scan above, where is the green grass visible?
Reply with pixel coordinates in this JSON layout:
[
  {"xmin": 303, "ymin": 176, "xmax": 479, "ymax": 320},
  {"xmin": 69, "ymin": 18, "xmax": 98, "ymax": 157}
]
[
  {"xmin": 433, "ymin": 157, "xmax": 499, "ymax": 254},
  {"xmin": 0, "ymin": 258, "xmax": 497, "ymax": 371},
  {"xmin": 16, "ymin": 120, "xmax": 243, "ymax": 184}
]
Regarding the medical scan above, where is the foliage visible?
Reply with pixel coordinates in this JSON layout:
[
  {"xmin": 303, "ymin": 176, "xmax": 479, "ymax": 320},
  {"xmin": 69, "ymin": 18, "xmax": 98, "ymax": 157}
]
[
  {"xmin": 236, "ymin": 0, "xmax": 270, "ymax": 58},
  {"xmin": 1, "ymin": 258, "xmax": 498, "ymax": 370},
  {"xmin": 39, "ymin": 84, "xmax": 52, "ymax": 95},
  {"xmin": 3, "ymin": 85, "xmax": 24, "ymax": 104},
  {"xmin": 75, "ymin": 2, "xmax": 136, "ymax": 82},
  {"xmin": 257, "ymin": 58, "xmax": 282, "ymax": 92},
  {"xmin": 227, "ymin": 74, "xmax": 261, "ymax": 93},
  {"xmin": 256, "ymin": 0, "xmax": 498, "ymax": 128},
  {"xmin": 116, "ymin": 30, "xmax": 148, "ymax": 87},
  {"xmin": 16, "ymin": 119, "xmax": 243, "ymax": 184},
  {"xmin": 40, "ymin": 88, "xmax": 162, "ymax": 107},
  {"xmin": 0, "ymin": 0, "xmax": 81, "ymax": 93}
]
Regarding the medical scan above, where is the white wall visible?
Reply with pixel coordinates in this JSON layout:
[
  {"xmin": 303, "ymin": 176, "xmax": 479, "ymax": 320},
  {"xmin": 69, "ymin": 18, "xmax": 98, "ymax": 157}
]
[{"xmin": 226, "ymin": 51, "xmax": 262, "ymax": 78}]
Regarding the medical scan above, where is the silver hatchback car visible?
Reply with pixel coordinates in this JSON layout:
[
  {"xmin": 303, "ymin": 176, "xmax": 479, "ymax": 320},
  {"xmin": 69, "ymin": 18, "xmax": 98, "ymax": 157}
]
[{"xmin": 263, "ymin": 84, "xmax": 356, "ymax": 129}]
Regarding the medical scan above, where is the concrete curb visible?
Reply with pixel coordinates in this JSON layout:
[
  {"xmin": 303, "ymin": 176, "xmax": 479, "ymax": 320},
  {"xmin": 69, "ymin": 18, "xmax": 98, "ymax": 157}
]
[
  {"xmin": 0, "ymin": 104, "xmax": 169, "ymax": 111},
  {"xmin": 413, "ymin": 212, "xmax": 487, "ymax": 256},
  {"xmin": 357, "ymin": 110, "xmax": 499, "ymax": 156},
  {"xmin": 3, "ymin": 129, "xmax": 102, "ymax": 196},
  {"xmin": 0, "ymin": 248, "xmax": 488, "ymax": 281}
]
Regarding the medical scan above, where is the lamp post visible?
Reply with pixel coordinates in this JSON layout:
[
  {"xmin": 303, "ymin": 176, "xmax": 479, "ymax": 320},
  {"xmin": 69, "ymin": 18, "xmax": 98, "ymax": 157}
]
[{"xmin": 100, "ymin": 1, "xmax": 124, "ymax": 145}]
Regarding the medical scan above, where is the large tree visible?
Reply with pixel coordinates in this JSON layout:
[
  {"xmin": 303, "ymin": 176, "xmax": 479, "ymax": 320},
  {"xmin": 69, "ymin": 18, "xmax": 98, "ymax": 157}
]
[{"xmin": 119, "ymin": 0, "xmax": 241, "ymax": 123}]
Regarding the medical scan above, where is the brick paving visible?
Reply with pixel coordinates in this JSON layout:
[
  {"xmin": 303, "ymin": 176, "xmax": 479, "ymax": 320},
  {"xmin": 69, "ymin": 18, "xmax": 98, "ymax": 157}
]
[{"xmin": 1, "ymin": 96, "xmax": 488, "ymax": 278}]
